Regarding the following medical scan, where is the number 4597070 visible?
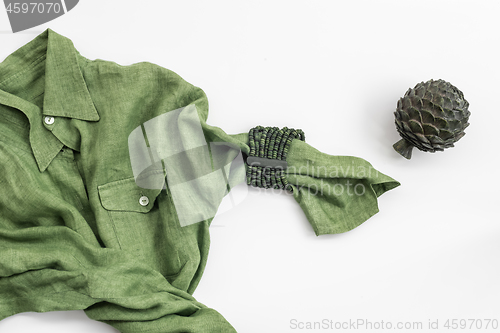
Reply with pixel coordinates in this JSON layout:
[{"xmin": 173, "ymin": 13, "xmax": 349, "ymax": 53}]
[
  {"xmin": 6, "ymin": 2, "xmax": 62, "ymax": 14},
  {"xmin": 444, "ymin": 319, "xmax": 498, "ymax": 330}
]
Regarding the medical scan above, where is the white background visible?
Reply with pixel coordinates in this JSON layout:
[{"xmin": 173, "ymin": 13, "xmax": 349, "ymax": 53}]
[{"xmin": 1, "ymin": 1, "xmax": 499, "ymax": 332}]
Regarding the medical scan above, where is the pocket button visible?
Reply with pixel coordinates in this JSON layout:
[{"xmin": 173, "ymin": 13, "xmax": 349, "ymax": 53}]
[{"xmin": 139, "ymin": 195, "xmax": 149, "ymax": 206}]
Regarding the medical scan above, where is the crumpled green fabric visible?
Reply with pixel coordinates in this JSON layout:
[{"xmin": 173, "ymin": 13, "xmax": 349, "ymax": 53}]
[
  {"xmin": 0, "ymin": 28, "xmax": 399, "ymax": 332},
  {"xmin": 285, "ymin": 140, "xmax": 400, "ymax": 235}
]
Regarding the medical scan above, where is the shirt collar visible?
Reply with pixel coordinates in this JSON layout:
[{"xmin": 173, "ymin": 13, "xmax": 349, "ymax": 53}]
[
  {"xmin": 43, "ymin": 28, "xmax": 100, "ymax": 121},
  {"xmin": 0, "ymin": 28, "xmax": 99, "ymax": 172}
]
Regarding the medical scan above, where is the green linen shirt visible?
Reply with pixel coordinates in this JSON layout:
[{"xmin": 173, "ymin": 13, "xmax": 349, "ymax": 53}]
[{"xmin": 0, "ymin": 29, "xmax": 400, "ymax": 332}]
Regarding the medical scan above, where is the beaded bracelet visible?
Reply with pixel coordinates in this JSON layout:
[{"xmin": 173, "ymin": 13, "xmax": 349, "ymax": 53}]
[{"xmin": 246, "ymin": 126, "xmax": 305, "ymax": 192}]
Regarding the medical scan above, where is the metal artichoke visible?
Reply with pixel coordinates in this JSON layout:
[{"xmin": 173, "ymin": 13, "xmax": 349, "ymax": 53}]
[{"xmin": 393, "ymin": 79, "xmax": 470, "ymax": 159}]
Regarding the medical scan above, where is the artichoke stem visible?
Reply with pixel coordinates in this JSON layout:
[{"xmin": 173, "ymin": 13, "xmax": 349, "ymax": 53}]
[{"xmin": 393, "ymin": 139, "xmax": 414, "ymax": 159}]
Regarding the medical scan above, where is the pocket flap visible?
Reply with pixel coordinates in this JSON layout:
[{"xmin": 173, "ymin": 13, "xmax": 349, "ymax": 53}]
[{"xmin": 98, "ymin": 177, "xmax": 164, "ymax": 213}]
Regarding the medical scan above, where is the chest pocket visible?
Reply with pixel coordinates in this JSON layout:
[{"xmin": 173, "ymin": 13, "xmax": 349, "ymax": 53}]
[
  {"xmin": 97, "ymin": 176, "xmax": 186, "ymax": 282},
  {"xmin": 98, "ymin": 177, "xmax": 162, "ymax": 213}
]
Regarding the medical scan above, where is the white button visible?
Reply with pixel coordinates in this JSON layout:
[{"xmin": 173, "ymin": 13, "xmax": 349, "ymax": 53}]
[
  {"xmin": 44, "ymin": 116, "xmax": 55, "ymax": 125},
  {"xmin": 139, "ymin": 196, "xmax": 149, "ymax": 206}
]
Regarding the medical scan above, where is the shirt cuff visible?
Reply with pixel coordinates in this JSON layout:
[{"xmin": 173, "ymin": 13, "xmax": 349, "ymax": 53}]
[{"xmin": 285, "ymin": 139, "xmax": 400, "ymax": 235}]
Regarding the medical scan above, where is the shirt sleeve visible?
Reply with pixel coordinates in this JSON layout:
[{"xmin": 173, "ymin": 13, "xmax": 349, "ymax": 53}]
[
  {"xmin": 285, "ymin": 140, "xmax": 401, "ymax": 235},
  {"xmin": 157, "ymin": 78, "xmax": 400, "ymax": 235},
  {"xmin": 207, "ymin": 127, "xmax": 401, "ymax": 236}
]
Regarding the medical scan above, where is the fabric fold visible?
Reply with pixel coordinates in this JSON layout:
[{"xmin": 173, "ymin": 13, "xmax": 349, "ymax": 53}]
[
  {"xmin": 0, "ymin": 226, "xmax": 237, "ymax": 332},
  {"xmin": 285, "ymin": 139, "xmax": 400, "ymax": 236}
]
